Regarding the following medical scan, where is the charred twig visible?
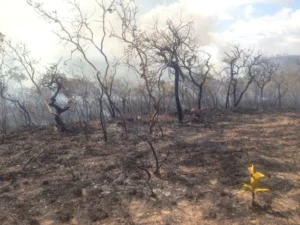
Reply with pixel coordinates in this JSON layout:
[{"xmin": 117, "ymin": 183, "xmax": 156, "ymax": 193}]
[
  {"xmin": 136, "ymin": 134, "xmax": 160, "ymax": 176},
  {"xmin": 158, "ymin": 151, "xmax": 170, "ymax": 170},
  {"xmin": 83, "ymin": 120, "xmax": 89, "ymax": 141},
  {"xmin": 136, "ymin": 166, "xmax": 155, "ymax": 197},
  {"xmin": 136, "ymin": 166, "xmax": 151, "ymax": 182},
  {"xmin": 22, "ymin": 149, "xmax": 45, "ymax": 169},
  {"xmin": 158, "ymin": 124, "xmax": 164, "ymax": 138}
]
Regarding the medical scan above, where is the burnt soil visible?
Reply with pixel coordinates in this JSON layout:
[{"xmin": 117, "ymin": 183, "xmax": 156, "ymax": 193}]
[{"xmin": 0, "ymin": 109, "xmax": 300, "ymax": 225}]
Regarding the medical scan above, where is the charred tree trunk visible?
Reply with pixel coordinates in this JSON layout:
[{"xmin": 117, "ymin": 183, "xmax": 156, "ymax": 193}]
[
  {"xmin": 234, "ymin": 77, "xmax": 254, "ymax": 107},
  {"xmin": 122, "ymin": 97, "xmax": 126, "ymax": 115},
  {"xmin": 260, "ymin": 84, "xmax": 265, "ymax": 108},
  {"xmin": 99, "ymin": 98, "xmax": 107, "ymax": 142},
  {"xmin": 233, "ymin": 84, "xmax": 237, "ymax": 106},
  {"xmin": 278, "ymin": 84, "xmax": 282, "ymax": 109},
  {"xmin": 105, "ymin": 100, "xmax": 116, "ymax": 118},
  {"xmin": 174, "ymin": 67, "xmax": 183, "ymax": 122},
  {"xmin": 49, "ymin": 100, "xmax": 70, "ymax": 132},
  {"xmin": 260, "ymin": 86, "xmax": 264, "ymax": 103},
  {"xmin": 225, "ymin": 66, "xmax": 234, "ymax": 109},
  {"xmin": 48, "ymin": 83, "xmax": 70, "ymax": 132},
  {"xmin": 198, "ymin": 84, "xmax": 204, "ymax": 110},
  {"xmin": 19, "ymin": 103, "xmax": 33, "ymax": 126},
  {"xmin": 225, "ymin": 82, "xmax": 232, "ymax": 109}
]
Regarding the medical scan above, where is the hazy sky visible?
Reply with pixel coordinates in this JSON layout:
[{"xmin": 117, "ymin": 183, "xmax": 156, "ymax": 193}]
[{"xmin": 1, "ymin": 0, "xmax": 300, "ymax": 68}]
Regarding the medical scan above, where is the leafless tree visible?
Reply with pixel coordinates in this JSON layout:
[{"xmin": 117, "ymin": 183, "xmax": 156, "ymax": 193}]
[
  {"xmin": 273, "ymin": 72, "xmax": 289, "ymax": 109},
  {"xmin": 206, "ymin": 72, "xmax": 224, "ymax": 109},
  {"xmin": 148, "ymin": 19, "xmax": 196, "ymax": 122},
  {"xmin": 41, "ymin": 64, "xmax": 74, "ymax": 132},
  {"xmin": 223, "ymin": 44, "xmax": 263, "ymax": 108},
  {"xmin": 181, "ymin": 51, "xmax": 212, "ymax": 109},
  {"xmin": 0, "ymin": 35, "xmax": 8, "ymax": 136},
  {"xmin": 0, "ymin": 81, "xmax": 33, "ymax": 127},
  {"xmin": 4, "ymin": 40, "xmax": 56, "ymax": 116},
  {"xmin": 0, "ymin": 36, "xmax": 40, "ymax": 128},
  {"xmin": 27, "ymin": 0, "xmax": 135, "ymax": 139},
  {"xmin": 254, "ymin": 58, "xmax": 280, "ymax": 108},
  {"xmin": 110, "ymin": 0, "xmax": 165, "ymax": 133},
  {"xmin": 98, "ymin": 89, "xmax": 108, "ymax": 142},
  {"xmin": 27, "ymin": 0, "xmax": 122, "ymax": 119}
]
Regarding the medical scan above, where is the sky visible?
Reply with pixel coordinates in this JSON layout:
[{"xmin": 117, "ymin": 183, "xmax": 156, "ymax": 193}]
[{"xmin": 0, "ymin": 0, "xmax": 300, "ymax": 71}]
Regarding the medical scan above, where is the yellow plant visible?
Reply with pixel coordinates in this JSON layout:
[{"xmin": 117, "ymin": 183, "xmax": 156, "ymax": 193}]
[{"xmin": 242, "ymin": 164, "xmax": 270, "ymax": 204}]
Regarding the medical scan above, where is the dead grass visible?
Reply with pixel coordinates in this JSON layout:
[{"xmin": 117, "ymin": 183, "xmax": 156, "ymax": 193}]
[{"xmin": 0, "ymin": 109, "xmax": 300, "ymax": 225}]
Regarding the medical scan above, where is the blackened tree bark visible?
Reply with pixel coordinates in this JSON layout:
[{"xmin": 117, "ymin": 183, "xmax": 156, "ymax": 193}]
[
  {"xmin": 48, "ymin": 81, "xmax": 70, "ymax": 132},
  {"xmin": 273, "ymin": 72, "xmax": 289, "ymax": 109},
  {"xmin": 149, "ymin": 20, "xmax": 196, "ymax": 122},
  {"xmin": 174, "ymin": 66, "xmax": 183, "ymax": 122},
  {"xmin": 254, "ymin": 58, "xmax": 280, "ymax": 108},
  {"xmin": 223, "ymin": 44, "xmax": 263, "ymax": 108},
  {"xmin": 180, "ymin": 53, "xmax": 212, "ymax": 110},
  {"xmin": 42, "ymin": 64, "xmax": 72, "ymax": 132}
]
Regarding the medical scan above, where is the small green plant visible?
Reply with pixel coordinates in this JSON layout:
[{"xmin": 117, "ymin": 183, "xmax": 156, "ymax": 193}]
[{"xmin": 242, "ymin": 164, "xmax": 270, "ymax": 205}]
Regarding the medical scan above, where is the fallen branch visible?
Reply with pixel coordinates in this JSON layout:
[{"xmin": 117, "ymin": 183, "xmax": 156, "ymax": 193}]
[
  {"xmin": 22, "ymin": 148, "xmax": 45, "ymax": 169},
  {"xmin": 158, "ymin": 151, "xmax": 170, "ymax": 170}
]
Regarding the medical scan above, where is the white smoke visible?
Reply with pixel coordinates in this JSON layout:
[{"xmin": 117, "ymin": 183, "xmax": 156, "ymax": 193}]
[{"xmin": 56, "ymin": 93, "xmax": 69, "ymax": 105}]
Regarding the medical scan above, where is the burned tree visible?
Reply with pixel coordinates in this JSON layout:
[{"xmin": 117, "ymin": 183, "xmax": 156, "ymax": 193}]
[
  {"xmin": 254, "ymin": 58, "xmax": 280, "ymax": 108},
  {"xmin": 149, "ymin": 19, "xmax": 196, "ymax": 122},
  {"xmin": 181, "ymin": 52, "xmax": 212, "ymax": 110},
  {"xmin": 110, "ymin": 0, "xmax": 165, "ymax": 133},
  {"xmin": 27, "ymin": 0, "xmax": 132, "ymax": 139},
  {"xmin": 0, "ymin": 81, "xmax": 33, "ymax": 127},
  {"xmin": 0, "ymin": 35, "xmax": 33, "ymax": 127},
  {"xmin": 4, "ymin": 40, "xmax": 57, "ymax": 120},
  {"xmin": 273, "ymin": 72, "xmax": 289, "ymax": 109},
  {"xmin": 27, "ymin": 0, "xmax": 121, "ymax": 119},
  {"xmin": 41, "ymin": 65, "xmax": 73, "ymax": 132},
  {"xmin": 223, "ymin": 44, "xmax": 263, "ymax": 108}
]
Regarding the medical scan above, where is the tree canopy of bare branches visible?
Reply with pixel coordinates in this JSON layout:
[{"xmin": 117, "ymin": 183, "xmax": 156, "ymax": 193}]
[{"xmin": 223, "ymin": 44, "xmax": 263, "ymax": 108}]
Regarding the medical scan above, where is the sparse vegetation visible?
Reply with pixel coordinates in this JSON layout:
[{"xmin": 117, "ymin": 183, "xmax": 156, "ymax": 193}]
[{"xmin": 242, "ymin": 164, "xmax": 270, "ymax": 206}]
